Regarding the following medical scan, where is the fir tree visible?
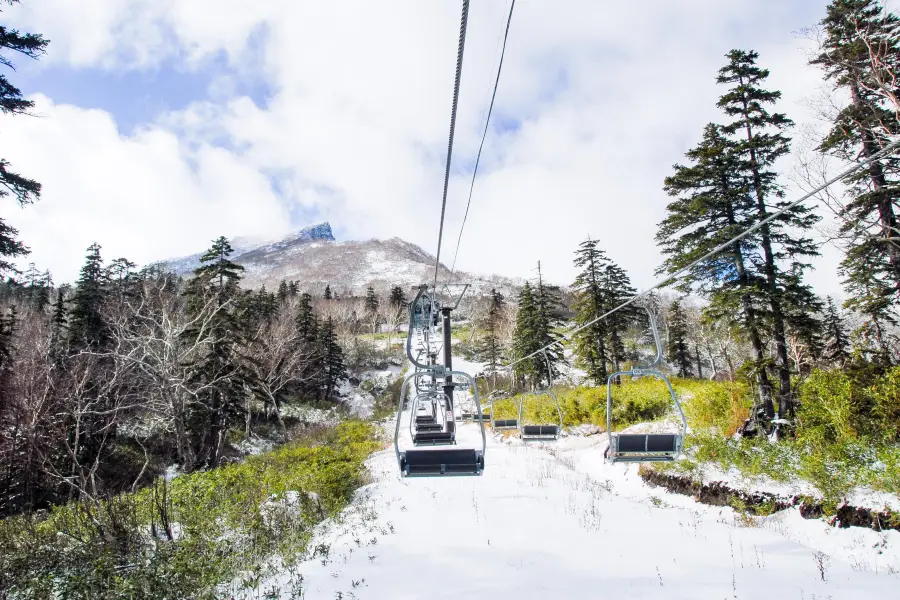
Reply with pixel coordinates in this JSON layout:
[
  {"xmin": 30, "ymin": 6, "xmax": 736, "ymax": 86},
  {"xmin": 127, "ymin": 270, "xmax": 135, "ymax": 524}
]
[
  {"xmin": 389, "ymin": 285, "xmax": 407, "ymax": 316},
  {"xmin": 667, "ymin": 299, "xmax": 692, "ymax": 378},
  {"xmin": 364, "ymin": 286, "xmax": 379, "ymax": 347},
  {"xmin": 479, "ymin": 289, "xmax": 506, "ymax": 376},
  {"xmin": 602, "ymin": 260, "xmax": 640, "ymax": 372},
  {"xmin": 0, "ymin": 4, "xmax": 48, "ymax": 277},
  {"xmin": 823, "ymin": 295, "xmax": 851, "ymax": 365},
  {"xmin": 182, "ymin": 237, "xmax": 249, "ymax": 468},
  {"xmin": 717, "ymin": 49, "xmax": 820, "ymax": 417},
  {"xmin": 295, "ymin": 293, "xmax": 319, "ymax": 343},
  {"xmin": 657, "ymin": 124, "xmax": 777, "ymax": 417},
  {"xmin": 810, "ymin": 0, "xmax": 900, "ymax": 356},
  {"xmin": 323, "ymin": 285, "xmax": 332, "ymax": 300},
  {"xmin": 68, "ymin": 244, "xmax": 109, "ymax": 349},
  {"xmin": 288, "ymin": 281, "xmax": 298, "ymax": 297},
  {"xmin": 533, "ymin": 262, "xmax": 566, "ymax": 382},
  {"xmin": 318, "ymin": 316, "xmax": 346, "ymax": 400},
  {"xmin": 277, "ymin": 280, "xmax": 289, "ymax": 305},
  {"xmin": 572, "ymin": 239, "xmax": 611, "ymax": 384},
  {"xmin": 511, "ymin": 282, "xmax": 542, "ymax": 387}
]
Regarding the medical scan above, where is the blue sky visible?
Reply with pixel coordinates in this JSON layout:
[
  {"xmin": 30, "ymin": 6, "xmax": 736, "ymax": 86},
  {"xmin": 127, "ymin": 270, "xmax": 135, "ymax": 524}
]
[{"xmin": 1, "ymin": 0, "xmax": 889, "ymax": 297}]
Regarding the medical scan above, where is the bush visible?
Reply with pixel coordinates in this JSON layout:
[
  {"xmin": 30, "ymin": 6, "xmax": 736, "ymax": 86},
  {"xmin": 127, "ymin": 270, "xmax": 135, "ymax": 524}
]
[
  {"xmin": 682, "ymin": 381, "xmax": 751, "ymax": 436},
  {"xmin": 0, "ymin": 421, "xmax": 381, "ymax": 599}
]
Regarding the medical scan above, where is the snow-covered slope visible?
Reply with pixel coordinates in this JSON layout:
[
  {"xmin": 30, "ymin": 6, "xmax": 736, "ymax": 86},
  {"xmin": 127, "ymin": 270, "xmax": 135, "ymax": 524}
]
[
  {"xmin": 158, "ymin": 222, "xmax": 521, "ymax": 296},
  {"xmin": 240, "ymin": 396, "xmax": 900, "ymax": 598}
]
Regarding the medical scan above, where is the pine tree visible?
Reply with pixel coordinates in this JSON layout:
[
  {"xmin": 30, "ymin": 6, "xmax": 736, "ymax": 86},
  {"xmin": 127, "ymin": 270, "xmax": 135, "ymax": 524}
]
[
  {"xmin": 667, "ymin": 299, "xmax": 692, "ymax": 377},
  {"xmin": 602, "ymin": 261, "xmax": 640, "ymax": 372},
  {"xmin": 511, "ymin": 282, "xmax": 543, "ymax": 387},
  {"xmin": 572, "ymin": 239, "xmax": 611, "ymax": 384},
  {"xmin": 533, "ymin": 262, "xmax": 566, "ymax": 383},
  {"xmin": 717, "ymin": 49, "xmax": 821, "ymax": 418},
  {"xmin": 364, "ymin": 286, "xmax": 379, "ymax": 348},
  {"xmin": 389, "ymin": 285, "xmax": 407, "ymax": 316},
  {"xmin": 657, "ymin": 124, "xmax": 777, "ymax": 417},
  {"xmin": 823, "ymin": 295, "xmax": 852, "ymax": 365},
  {"xmin": 479, "ymin": 289, "xmax": 506, "ymax": 376},
  {"xmin": 277, "ymin": 280, "xmax": 289, "ymax": 305},
  {"xmin": 288, "ymin": 281, "xmax": 298, "ymax": 297},
  {"xmin": 0, "ymin": 6, "xmax": 48, "ymax": 277},
  {"xmin": 182, "ymin": 237, "xmax": 249, "ymax": 468},
  {"xmin": 295, "ymin": 292, "xmax": 318, "ymax": 343},
  {"xmin": 318, "ymin": 316, "xmax": 346, "ymax": 400},
  {"xmin": 68, "ymin": 244, "xmax": 109, "ymax": 349},
  {"xmin": 323, "ymin": 285, "xmax": 332, "ymax": 300},
  {"xmin": 810, "ymin": 0, "xmax": 900, "ymax": 357}
]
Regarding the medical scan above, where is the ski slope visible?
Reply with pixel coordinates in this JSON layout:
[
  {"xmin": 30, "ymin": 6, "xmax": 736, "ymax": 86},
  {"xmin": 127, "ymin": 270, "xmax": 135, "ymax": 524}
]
[{"xmin": 252, "ymin": 406, "xmax": 900, "ymax": 599}]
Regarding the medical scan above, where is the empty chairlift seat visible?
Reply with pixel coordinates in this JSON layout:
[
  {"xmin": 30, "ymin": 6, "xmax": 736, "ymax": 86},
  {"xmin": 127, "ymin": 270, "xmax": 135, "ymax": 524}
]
[
  {"xmin": 489, "ymin": 393, "xmax": 519, "ymax": 431},
  {"xmin": 605, "ymin": 306, "xmax": 688, "ymax": 464},
  {"xmin": 410, "ymin": 393, "xmax": 455, "ymax": 446},
  {"xmin": 518, "ymin": 389, "xmax": 563, "ymax": 441}
]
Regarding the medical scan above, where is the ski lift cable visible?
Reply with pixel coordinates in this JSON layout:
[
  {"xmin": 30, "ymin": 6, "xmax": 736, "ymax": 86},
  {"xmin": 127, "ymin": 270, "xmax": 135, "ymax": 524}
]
[
  {"xmin": 445, "ymin": 0, "xmax": 517, "ymax": 290},
  {"xmin": 500, "ymin": 136, "xmax": 900, "ymax": 373},
  {"xmin": 432, "ymin": 0, "xmax": 471, "ymax": 296}
]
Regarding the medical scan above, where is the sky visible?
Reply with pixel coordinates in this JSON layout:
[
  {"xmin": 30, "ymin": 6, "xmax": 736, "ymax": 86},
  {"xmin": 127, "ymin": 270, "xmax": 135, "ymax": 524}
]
[{"xmin": 0, "ymin": 0, "xmax": 893, "ymax": 295}]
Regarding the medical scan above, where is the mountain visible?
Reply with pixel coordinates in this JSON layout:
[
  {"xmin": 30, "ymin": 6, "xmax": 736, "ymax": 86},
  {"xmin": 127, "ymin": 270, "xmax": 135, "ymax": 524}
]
[{"xmin": 159, "ymin": 222, "xmax": 521, "ymax": 297}]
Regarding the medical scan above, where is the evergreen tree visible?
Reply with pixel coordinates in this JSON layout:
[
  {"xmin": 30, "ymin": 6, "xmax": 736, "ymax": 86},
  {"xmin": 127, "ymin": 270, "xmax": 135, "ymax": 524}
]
[
  {"xmin": 602, "ymin": 261, "xmax": 640, "ymax": 371},
  {"xmin": 823, "ymin": 295, "xmax": 852, "ymax": 365},
  {"xmin": 572, "ymin": 239, "xmax": 611, "ymax": 384},
  {"xmin": 68, "ymin": 244, "xmax": 109, "ymax": 349},
  {"xmin": 810, "ymin": 0, "xmax": 900, "ymax": 357},
  {"xmin": 323, "ymin": 285, "xmax": 332, "ymax": 300},
  {"xmin": 318, "ymin": 316, "xmax": 346, "ymax": 400},
  {"xmin": 277, "ymin": 280, "xmax": 289, "ymax": 305},
  {"xmin": 657, "ymin": 124, "xmax": 777, "ymax": 417},
  {"xmin": 0, "ymin": 6, "xmax": 48, "ymax": 277},
  {"xmin": 364, "ymin": 286, "xmax": 379, "ymax": 347},
  {"xmin": 389, "ymin": 285, "xmax": 407, "ymax": 316},
  {"xmin": 182, "ymin": 237, "xmax": 249, "ymax": 468},
  {"xmin": 295, "ymin": 292, "xmax": 318, "ymax": 342},
  {"xmin": 717, "ymin": 49, "xmax": 820, "ymax": 417},
  {"xmin": 22, "ymin": 263, "xmax": 50, "ymax": 311},
  {"xmin": 288, "ymin": 281, "xmax": 298, "ymax": 297},
  {"xmin": 667, "ymin": 299, "xmax": 692, "ymax": 378},
  {"xmin": 479, "ymin": 289, "xmax": 506, "ymax": 376},
  {"xmin": 533, "ymin": 262, "xmax": 566, "ymax": 382},
  {"xmin": 511, "ymin": 282, "xmax": 543, "ymax": 387}
]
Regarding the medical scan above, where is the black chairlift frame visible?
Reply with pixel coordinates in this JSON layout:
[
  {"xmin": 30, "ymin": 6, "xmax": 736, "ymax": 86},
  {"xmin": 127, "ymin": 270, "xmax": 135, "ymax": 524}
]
[{"xmin": 605, "ymin": 304, "xmax": 688, "ymax": 463}]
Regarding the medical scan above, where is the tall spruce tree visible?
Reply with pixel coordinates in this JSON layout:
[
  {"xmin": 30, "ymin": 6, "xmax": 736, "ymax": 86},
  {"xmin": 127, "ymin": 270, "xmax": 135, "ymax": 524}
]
[
  {"xmin": 389, "ymin": 285, "xmax": 407, "ymax": 316},
  {"xmin": 534, "ymin": 262, "xmax": 566, "ymax": 382},
  {"xmin": 716, "ymin": 49, "xmax": 821, "ymax": 417},
  {"xmin": 511, "ymin": 282, "xmax": 543, "ymax": 387},
  {"xmin": 572, "ymin": 239, "xmax": 611, "ymax": 384},
  {"xmin": 0, "ymin": 4, "xmax": 48, "ymax": 277},
  {"xmin": 68, "ymin": 244, "xmax": 109, "ymax": 349},
  {"xmin": 823, "ymin": 295, "xmax": 852, "ymax": 365},
  {"xmin": 318, "ymin": 316, "xmax": 346, "ymax": 400},
  {"xmin": 479, "ymin": 289, "xmax": 506, "ymax": 376},
  {"xmin": 182, "ymin": 237, "xmax": 249, "ymax": 468},
  {"xmin": 323, "ymin": 285, "xmax": 332, "ymax": 300},
  {"xmin": 667, "ymin": 299, "xmax": 692, "ymax": 378},
  {"xmin": 810, "ymin": 0, "xmax": 900, "ymax": 359},
  {"xmin": 657, "ymin": 124, "xmax": 778, "ymax": 417}
]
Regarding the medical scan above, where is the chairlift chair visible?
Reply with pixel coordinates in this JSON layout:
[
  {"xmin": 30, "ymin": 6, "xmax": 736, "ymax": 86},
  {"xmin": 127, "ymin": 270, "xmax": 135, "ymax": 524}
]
[
  {"xmin": 517, "ymin": 350, "xmax": 563, "ymax": 440},
  {"xmin": 489, "ymin": 389, "xmax": 519, "ymax": 431},
  {"xmin": 395, "ymin": 370, "xmax": 486, "ymax": 476},
  {"xmin": 605, "ymin": 306, "xmax": 687, "ymax": 463}
]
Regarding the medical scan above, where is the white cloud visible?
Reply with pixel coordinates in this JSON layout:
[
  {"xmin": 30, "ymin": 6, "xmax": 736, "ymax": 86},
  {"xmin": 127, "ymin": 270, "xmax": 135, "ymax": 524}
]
[{"xmin": 1, "ymin": 0, "xmax": 861, "ymax": 296}]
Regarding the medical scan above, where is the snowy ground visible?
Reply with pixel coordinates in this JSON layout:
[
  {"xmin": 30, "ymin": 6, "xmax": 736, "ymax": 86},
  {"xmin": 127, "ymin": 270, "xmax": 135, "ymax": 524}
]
[{"xmin": 246, "ymin": 408, "xmax": 900, "ymax": 599}]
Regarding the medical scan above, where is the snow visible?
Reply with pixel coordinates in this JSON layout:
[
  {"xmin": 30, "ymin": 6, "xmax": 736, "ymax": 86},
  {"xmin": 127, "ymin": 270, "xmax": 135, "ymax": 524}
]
[{"xmin": 241, "ymin": 410, "xmax": 900, "ymax": 599}]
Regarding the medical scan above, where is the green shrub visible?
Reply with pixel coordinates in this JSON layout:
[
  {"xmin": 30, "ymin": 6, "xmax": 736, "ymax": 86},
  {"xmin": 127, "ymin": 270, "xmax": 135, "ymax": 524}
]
[
  {"xmin": 683, "ymin": 381, "xmax": 751, "ymax": 436},
  {"xmin": 0, "ymin": 421, "xmax": 381, "ymax": 599}
]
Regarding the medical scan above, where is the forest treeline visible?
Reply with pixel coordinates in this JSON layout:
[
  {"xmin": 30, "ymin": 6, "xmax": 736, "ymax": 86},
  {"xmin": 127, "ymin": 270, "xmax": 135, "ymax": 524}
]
[{"xmin": 475, "ymin": 0, "xmax": 900, "ymax": 437}]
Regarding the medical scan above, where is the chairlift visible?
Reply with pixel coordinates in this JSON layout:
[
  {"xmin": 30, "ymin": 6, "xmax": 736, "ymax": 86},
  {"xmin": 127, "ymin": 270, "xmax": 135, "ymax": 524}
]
[
  {"xmin": 395, "ymin": 285, "xmax": 485, "ymax": 476},
  {"xmin": 489, "ymin": 387, "xmax": 519, "ymax": 431},
  {"xmin": 605, "ymin": 305, "xmax": 687, "ymax": 463},
  {"xmin": 518, "ymin": 350, "xmax": 563, "ymax": 441},
  {"xmin": 395, "ymin": 370, "xmax": 486, "ymax": 475}
]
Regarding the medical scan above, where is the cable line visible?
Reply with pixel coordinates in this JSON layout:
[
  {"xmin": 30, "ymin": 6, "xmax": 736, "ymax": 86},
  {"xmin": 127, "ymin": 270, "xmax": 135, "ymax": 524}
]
[
  {"xmin": 445, "ymin": 0, "xmax": 517, "ymax": 289},
  {"xmin": 501, "ymin": 136, "xmax": 900, "ymax": 372},
  {"xmin": 432, "ymin": 0, "xmax": 471, "ymax": 296}
]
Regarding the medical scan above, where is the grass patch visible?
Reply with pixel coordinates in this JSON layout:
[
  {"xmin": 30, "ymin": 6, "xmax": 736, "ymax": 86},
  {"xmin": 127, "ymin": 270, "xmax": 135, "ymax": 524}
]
[{"xmin": 0, "ymin": 421, "xmax": 381, "ymax": 599}]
